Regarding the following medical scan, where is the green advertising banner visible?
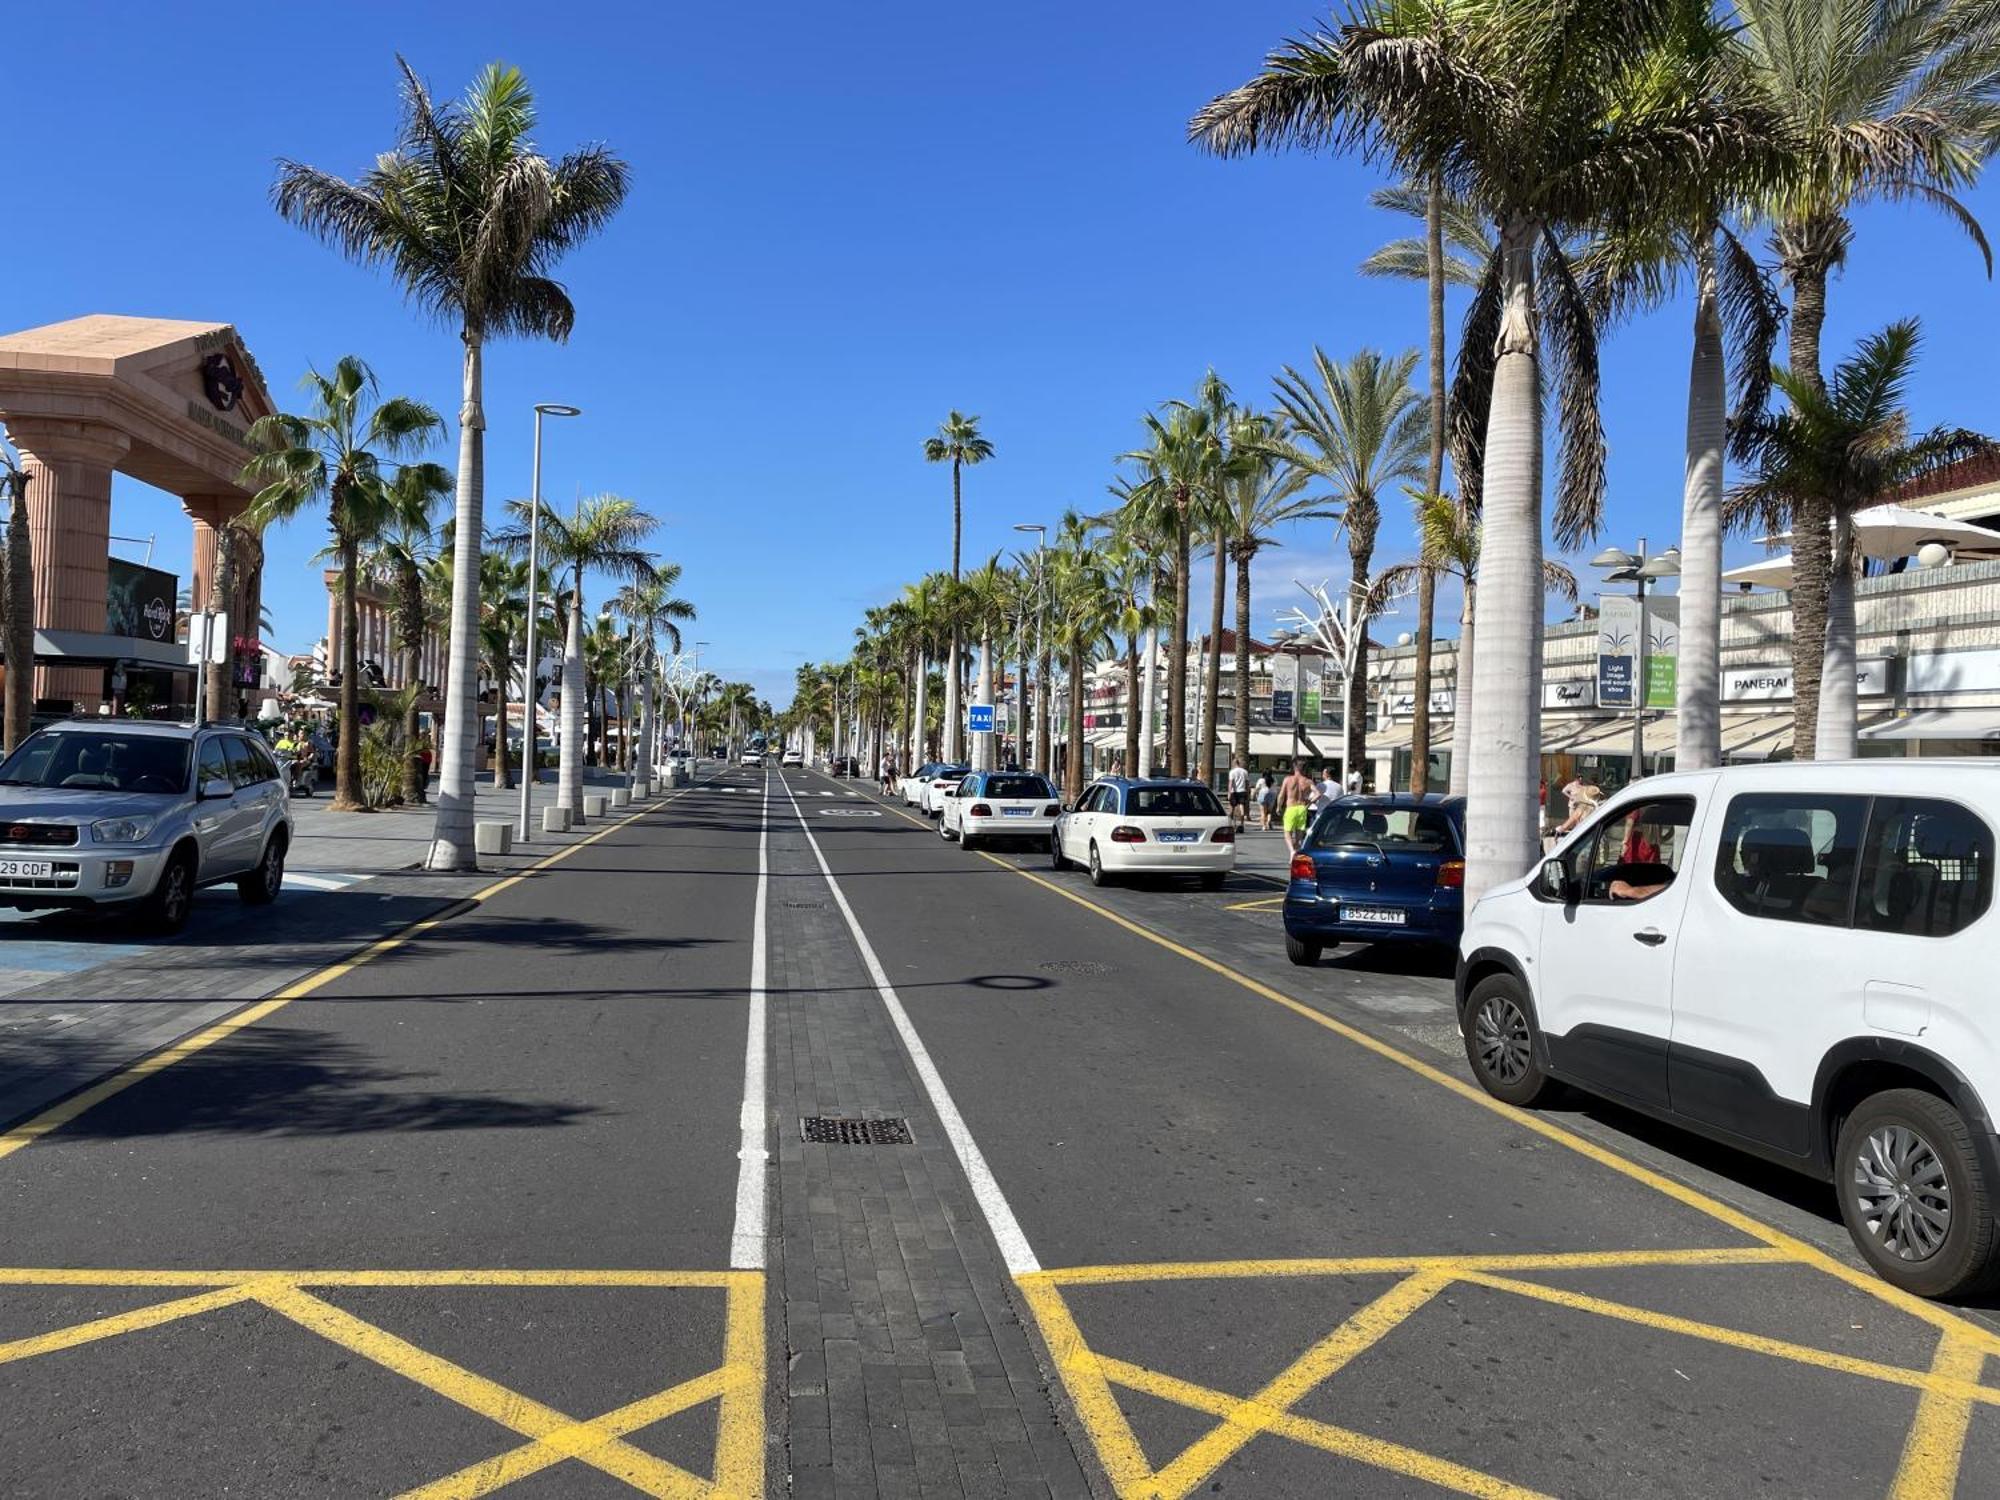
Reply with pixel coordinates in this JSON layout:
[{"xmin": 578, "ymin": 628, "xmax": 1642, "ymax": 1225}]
[
  {"xmin": 1300, "ymin": 656, "xmax": 1323, "ymax": 724},
  {"xmin": 1644, "ymin": 655, "xmax": 1676, "ymax": 709}
]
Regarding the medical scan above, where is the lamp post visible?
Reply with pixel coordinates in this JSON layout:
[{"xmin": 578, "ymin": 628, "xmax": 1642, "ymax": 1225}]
[
  {"xmin": 1589, "ymin": 539, "xmax": 1681, "ymax": 780},
  {"xmin": 519, "ymin": 403, "xmax": 580, "ymax": 843},
  {"xmin": 1013, "ymin": 523, "xmax": 1045, "ymax": 773}
]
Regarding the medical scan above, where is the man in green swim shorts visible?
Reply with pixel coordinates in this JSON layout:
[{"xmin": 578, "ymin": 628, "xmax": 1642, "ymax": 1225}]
[{"xmin": 1277, "ymin": 757, "xmax": 1317, "ymax": 854}]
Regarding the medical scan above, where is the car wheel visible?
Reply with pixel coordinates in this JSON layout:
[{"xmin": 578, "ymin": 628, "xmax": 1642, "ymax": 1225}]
[
  {"xmin": 939, "ymin": 817, "xmax": 954, "ymax": 841},
  {"xmin": 237, "ymin": 832, "xmax": 286, "ymax": 905},
  {"xmin": 1199, "ymin": 872, "xmax": 1225, "ymax": 891},
  {"xmin": 1462, "ymin": 971, "xmax": 1557, "ymax": 1108},
  {"xmin": 1050, "ymin": 834, "xmax": 1068, "ymax": 871},
  {"xmin": 1835, "ymin": 1088, "xmax": 2000, "ymax": 1298},
  {"xmin": 1284, "ymin": 932, "xmax": 1321, "ymax": 967},
  {"xmin": 1088, "ymin": 842, "xmax": 1111, "ymax": 887},
  {"xmin": 146, "ymin": 849, "xmax": 197, "ymax": 936},
  {"xmin": 960, "ymin": 832, "xmax": 977, "ymax": 852}
]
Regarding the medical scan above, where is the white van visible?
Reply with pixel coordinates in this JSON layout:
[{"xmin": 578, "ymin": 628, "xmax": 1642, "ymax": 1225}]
[{"xmin": 1459, "ymin": 761, "xmax": 1999, "ymax": 1297}]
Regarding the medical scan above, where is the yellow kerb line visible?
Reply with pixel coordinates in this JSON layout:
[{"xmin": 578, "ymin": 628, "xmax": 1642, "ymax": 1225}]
[
  {"xmin": 1890, "ymin": 1329, "xmax": 1991, "ymax": 1500},
  {"xmin": 0, "ymin": 783, "xmax": 703, "ymax": 1166},
  {"xmin": 1016, "ymin": 1244, "xmax": 1792, "ymax": 1286}
]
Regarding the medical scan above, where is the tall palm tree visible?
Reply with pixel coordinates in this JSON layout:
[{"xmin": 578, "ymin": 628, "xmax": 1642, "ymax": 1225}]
[
  {"xmin": 242, "ymin": 357, "xmax": 443, "ymax": 811},
  {"xmin": 614, "ymin": 568, "xmax": 696, "ymax": 782},
  {"xmin": 1194, "ymin": 0, "xmax": 1766, "ymax": 899},
  {"xmin": 274, "ymin": 59, "xmax": 630, "ymax": 865},
  {"xmin": 364, "ymin": 462, "xmax": 453, "ymax": 803},
  {"xmin": 959, "ymin": 553, "xmax": 1011, "ymax": 771},
  {"xmin": 1101, "ymin": 529, "xmax": 1157, "ymax": 777},
  {"xmin": 1186, "ymin": 371, "xmax": 1240, "ymax": 787},
  {"xmin": 1361, "ymin": 177, "xmax": 1493, "ymax": 789},
  {"xmin": 1736, "ymin": 0, "xmax": 2000, "ymax": 758},
  {"xmin": 204, "ymin": 511, "xmax": 268, "ymax": 725},
  {"xmin": 1261, "ymin": 348, "xmax": 1427, "ymax": 784},
  {"xmin": 923, "ymin": 412, "xmax": 995, "ymax": 762},
  {"xmin": 1048, "ymin": 512, "xmax": 1115, "ymax": 802},
  {"xmin": 499, "ymin": 493, "xmax": 658, "ymax": 819},
  {"xmin": 1222, "ymin": 420, "xmax": 1324, "ymax": 771},
  {"xmin": 1728, "ymin": 322, "xmax": 1993, "ymax": 758},
  {"xmin": 471, "ymin": 552, "xmax": 535, "ymax": 792}
]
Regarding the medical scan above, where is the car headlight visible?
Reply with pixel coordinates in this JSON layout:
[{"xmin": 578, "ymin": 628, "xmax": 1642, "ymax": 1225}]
[{"xmin": 91, "ymin": 816, "xmax": 157, "ymax": 844}]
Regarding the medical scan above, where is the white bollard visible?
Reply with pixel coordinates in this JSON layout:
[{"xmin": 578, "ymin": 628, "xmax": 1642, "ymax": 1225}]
[
  {"xmin": 611, "ymin": 787, "xmax": 631, "ymax": 808},
  {"xmin": 474, "ymin": 821, "xmax": 513, "ymax": 856},
  {"xmin": 583, "ymin": 793, "xmax": 608, "ymax": 819},
  {"xmin": 543, "ymin": 805, "xmax": 571, "ymax": 834}
]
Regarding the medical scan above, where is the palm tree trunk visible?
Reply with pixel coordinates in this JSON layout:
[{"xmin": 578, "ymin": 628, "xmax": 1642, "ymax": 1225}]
[
  {"xmin": 1233, "ymin": 548, "xmax": 1253, "ymax": 772},
  {"xmin": 1677, "ymin": 232, "xmax": 1725, "ymax": 772},
  {"xmin": 1065, "ymin": 637, "xmax": 1086, "ymax": 803},
  {"xmin": 1787, "ymin": 253, "xmax": 1831, "ymax": 761},
  {"xmin": 493, "ymin": 662, "xmax": 513, "ymax": 792},
  {"xmin": 561, "ymin": 585, "xmax": 586, "ymax": 819},
  {"xmin": 4, "ymin": 469, "xmax": 31, "ymax": 750},
  {"xmin": 1199, "ymin": 524, "xmax": 1225, "ymax": 788},
  {"xmin": 1033, "ymin": 643, "xmax": 1051, "ymax": 776},
  {"xmin": 1448, "ymin": 583, "xmax": 1475, "ymax": 798},
  {"xmin": 1168, "ymin": 514, "xmax": 1190, "ymax": 777},
  {"xmin": 1816, "ymin": 516, "xmax": 1859, "ymax": 760},
  {"xmin": 1124, "ymin": 633, "xmax": 1141, "ymax": 776},
  {"xmin": 1410, "ymin": 171, "xmax": 1447, "ymax": 795},
  {"xmin": 206, "ymin": 523, "xmax": 238, "ymax": 723},
  {"xmin": 911, "ymin": 653, "xmax": 928, "ymax": 769},
  {"xmin": 1462, "ymin": 214, "xmax": 1544, "ymax": 902},
  {"xmin": 331, "ymin": 533, "xmax": 365, "ymax": 810},
  {"xmin": 428, "ymin": 332, "xmax": 486, "ymax": 869},
  {"xmin": 1344, "ymin": 502, "xmax": 1377, "ymax": 789}
]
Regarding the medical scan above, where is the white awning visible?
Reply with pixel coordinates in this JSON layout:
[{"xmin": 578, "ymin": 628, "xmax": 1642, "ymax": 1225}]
[
  {"xmin": 1721, "ymin": 713, "xmax": 1793, "ymax": 760},
  {"xmin": 1554, "ymin": 715, "xmax": 1679, "ymax": 759},
  {"xmin": 1863, "ymin": 709, "xmax": 2000, "ymax": 742}
]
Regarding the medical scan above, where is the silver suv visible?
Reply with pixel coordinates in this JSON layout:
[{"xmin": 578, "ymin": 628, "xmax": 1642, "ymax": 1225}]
[{"xmin": 0, "ymin": 720, "xmax": 293, "ymax": 933}]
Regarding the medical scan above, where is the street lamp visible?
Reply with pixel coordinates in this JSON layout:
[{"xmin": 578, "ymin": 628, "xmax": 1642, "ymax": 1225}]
[
  {"xmin": 519, "ymin": 402, "xmax": 581, "ymax": 843},
  {"xmin": 1590, "ymin": 538, "xmax": 1680, "ymax": 779},
  {"xmin": 1013, "ymin": 523, "xmax": 1046, "ymax": 772}
]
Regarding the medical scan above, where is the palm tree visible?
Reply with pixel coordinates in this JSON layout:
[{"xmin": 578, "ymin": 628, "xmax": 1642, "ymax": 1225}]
[
  {"xmin": 1728, "ymin": 322, "xmax": 1993, "ymax": 758},
  {"xmin": 365, "ymin": 462, "xmax": 453, "ymax": 803},
  {"xmin": 1100, "ymin": 528, "xmax": 1157, "ymax": 777},
  {"xmin": 1736, "ymin": 0, "xmax": 2000, "ymax": 757},
  {"xmin": 923, "ymin": 412, "xmax": 995, "ymax": 761},
  {"xmin": 1361, "ymin": 178, "xmax": 1493, "ymax": 789},
  {"xmin": 1222, "ymin": 419, "xmax": 1324, "ymax": 771},
  {"xmin": 1048, "ymin": 513, "xmax": 1115, "ymax": 802},
  {"xmin": 499, "ymin": 493, "xmax": 657, "ymax": 819},
  {"xmin": 274, "ymin": 59, "xmax": 630, "ymax": 864},
  {"xmin": 470, "ymin": 551, "xmax": 536, "ymax": 791},
  {"xmin": 1261, "ymin": 348, "xmax": 1427, "ymax": 784},
  {"xmin": 0, "ymin": 456, "xmax": 29, "ymax": 751},
  {"xmin": 242, "ymin": 356, "xmax": 443, "ymax": 811},
  {"xmin": 614, "ymin": 568, "xmax": 696, "ymax": 781},
  {"xmin": 1194, "ymin": 0, "xmax": 1767, "ymax": 898},
  {"xmin": 1186, "ymin": 371, "xmax": 1241, "ymax": 787}
]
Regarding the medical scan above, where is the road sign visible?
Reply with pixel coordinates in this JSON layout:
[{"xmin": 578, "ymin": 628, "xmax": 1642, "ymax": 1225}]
[{"xmin": 968, "ymin": 703, "xmax": 995, "ymax": 733}]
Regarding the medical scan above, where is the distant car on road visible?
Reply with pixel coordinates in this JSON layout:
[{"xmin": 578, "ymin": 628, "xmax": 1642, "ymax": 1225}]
[
  {"xmin": 939, "ymin": 771, "xmax": 1059, "ymax": 849},
  {"xmin": 740, "ymin": 748, "xmax": 765, "ymax": 767},
  {"xmin": 1051, "ymin": 777, "xmax": 1234, "ymax": 888},
  {"xmin": 781, "ymin": 748, "xmax": 804, "ymax": 768},
  {"xmin": 1283, "ymin": 794, "xmax": 1467, "ymax": 965},
  {"xmin": 921, "ymin": 764, "xmax": 971, "ymax": 817},
  {"xmin": 0, "ymin": 720, "xmax": 293, "ymax": 933}
]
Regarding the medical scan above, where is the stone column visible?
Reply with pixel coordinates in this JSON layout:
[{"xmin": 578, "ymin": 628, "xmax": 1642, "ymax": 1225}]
[
  {"xmin": 7, "ymin": 421, "xmax": 131, "ymax": 706},
  {"xmin": 191, "ymin": 518, "xmax": 218, "ymax": 611}
]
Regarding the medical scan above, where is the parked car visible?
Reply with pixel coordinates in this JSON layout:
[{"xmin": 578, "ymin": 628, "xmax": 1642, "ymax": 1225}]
[
  {"xmin": 939, "ymin": 771, "xmax": 1059, "ymax": 849},
  {"xmin": 829, "ymin": 755, "xmax": 861, "ymax": 777},
  {"xmin": 1459, "ymin": 761, "xmax": 2000, "ymax": 1297},
  {"xmin": 0, "ymin": 720, "xmax": 293, "ymax": 934},
  {"xmin": 921, "ymin": 764, "xmax": 971, "ymax": 817},
  {"xmin": 1051, "ymin": 777, "xmax": 1234, "ymax": 887},
  {"xmin": 740, "ymin": 747, "xmax": 765, "ymax": 767},
  {"xmin": 1283, "ymin": 794, "xmax": 1466, "ymax": 964},
  {"xmin": 902, "ymin": 763, "xmax": 944, "ymax": 806}
]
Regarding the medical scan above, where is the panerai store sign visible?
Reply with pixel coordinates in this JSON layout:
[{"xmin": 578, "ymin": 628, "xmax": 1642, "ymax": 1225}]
[{"xmin": 1724, "ymin": 659, "xmax": 1890, "ymax": 701}]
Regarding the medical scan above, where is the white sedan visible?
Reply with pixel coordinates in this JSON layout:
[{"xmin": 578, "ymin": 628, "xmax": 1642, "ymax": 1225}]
[
  {"xmin": 781, "ymin": 748, "xmax": 804, "ymax": 767},
  {"xmin": 1051, "ymin": 777, "xmax": 1235, "ymax": 887},
  {"xmin": 939, "ymin": 770, "xmax": 1060, "ymax": 849},
  {"xmin": 920, "ymin": 765, "xmax": 970, "ymax": 817},
  {"xmin": 901, "ymin": 763, "xmax": 942, "ymax": 807}
]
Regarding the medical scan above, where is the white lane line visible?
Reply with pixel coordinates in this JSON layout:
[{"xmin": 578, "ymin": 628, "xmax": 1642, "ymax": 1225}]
[
  {"xmin": 777, "ymin": 775, "xmax": 1041, "ymax": 1276},
  {"xmin": 729, "ymin": 766, "xmax": 771, "ymax": 1269}
]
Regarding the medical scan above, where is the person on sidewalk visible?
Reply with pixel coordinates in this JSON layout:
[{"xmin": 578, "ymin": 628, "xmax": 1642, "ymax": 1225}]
[
  {"xmin": 1226, "ymin": 756, "xmax": 1250, "ymax": 831},
  {"xmin": 1278, "ymin": 758, "xmax": 1317, "ymax": 855},
  {"xmin": 1256, "ymin": 772, "xmax": 1276, "ymax": 831}
]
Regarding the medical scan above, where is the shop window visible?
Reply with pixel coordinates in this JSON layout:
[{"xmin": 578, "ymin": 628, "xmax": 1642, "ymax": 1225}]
[
  {"xmin": 1713, "ymin": 793, "xmax": 1867, "ymax": 926},
  {"xmin": 1856, "ymin": 797, "xmax": 1993, "ymax": 938}
]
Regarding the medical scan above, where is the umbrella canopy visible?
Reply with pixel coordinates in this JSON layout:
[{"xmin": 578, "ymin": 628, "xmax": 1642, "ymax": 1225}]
[
  {"xmin": 1766, "ymin": 504, "xmax": 2000, "ymax": 560},
  {"xmin": 1723, "ymin": 554, "xmax": 1795, "ymax": 590}
]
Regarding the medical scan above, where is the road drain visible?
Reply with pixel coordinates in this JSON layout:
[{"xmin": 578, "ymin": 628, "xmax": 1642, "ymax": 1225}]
[
  {"xmin": 783, "ymin": 900, "xmax": 826, "ymax": 909},
  {"xmin": 800, "ymin": 1116, "xmax": 915, "ymax": 1146},
  {"xmin": 1038, "ymin": 960, "xmax": 1116, "ymax": 975}
]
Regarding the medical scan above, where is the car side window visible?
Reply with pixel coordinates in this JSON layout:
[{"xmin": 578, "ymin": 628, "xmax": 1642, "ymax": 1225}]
[
  {"xmin": 1713, "ymin": 792, "xmax": 1867, "ymax": 926},
  {"xmin": 247, "ymin": 739, "xmax": 280, "ymax": 782},
  {"xmin": 196, "ymin": 737, "xmax": 230, "ymax": 789},
  {"xmin": 1856, "ymin": 797, "xmax": 1993, "ymax": 938},
  {"xmin": 1576, "ymin": 797, "xmax": 1695, "ymax": 904},
  {"xmin": 222, "ymin": 736, "xmax": 260, "ymax": 789}
]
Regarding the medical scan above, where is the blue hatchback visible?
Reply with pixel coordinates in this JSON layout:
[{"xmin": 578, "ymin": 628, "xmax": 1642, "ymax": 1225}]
[{"xmin": 1282, "ymin": 794, "xmax": 1467, "ymax": 964}]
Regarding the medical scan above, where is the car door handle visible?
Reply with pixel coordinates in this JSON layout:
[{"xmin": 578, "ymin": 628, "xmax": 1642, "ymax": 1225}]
[{"xmin": 1633, "ymin": 928, "xmax": 1667, "ymax": 946}]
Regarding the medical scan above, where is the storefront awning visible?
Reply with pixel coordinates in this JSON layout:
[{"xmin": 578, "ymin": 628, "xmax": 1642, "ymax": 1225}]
[
  {"xmin": 1554, "ymin": 714, "xmax": 1679, "ymax": 759},
  {"xmin": 1862, "ymin": 708, "xmax": 2000, "ymax": 742},
  {"xmin": 1721, "ymin": 713, "xmax": 1793, "ymax": 760}
]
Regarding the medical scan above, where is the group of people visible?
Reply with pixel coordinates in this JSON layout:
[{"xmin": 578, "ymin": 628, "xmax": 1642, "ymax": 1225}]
[{"xmin": 1223, "ymin": 756, "xmax": 1362, "ymax": 852}]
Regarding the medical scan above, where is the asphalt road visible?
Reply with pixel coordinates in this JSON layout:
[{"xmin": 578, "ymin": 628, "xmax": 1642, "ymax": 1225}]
[{"xmin": 2, "ymin": 761, "xmax": 1998, "ymax": 1498}]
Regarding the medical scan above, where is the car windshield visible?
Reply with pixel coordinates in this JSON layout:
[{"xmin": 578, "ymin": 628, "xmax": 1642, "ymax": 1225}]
[
  {"xmin": 0, "ymin": 730, "xmax": 191, "ymax": 795},
  {"xmin": 1314, "ymin": 802, "xmax": 1456, "ymax": 852},
  {"xmin": 984, "ymin": 775, "xmax": 1052, "ymax": 800},
  {"xmin": 1127, "ymin": 785, "xmax": 1223, "ymax": 817}
]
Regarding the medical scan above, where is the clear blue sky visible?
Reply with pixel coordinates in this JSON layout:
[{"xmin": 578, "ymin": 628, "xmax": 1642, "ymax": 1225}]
[{"xmin": 5, "ymin": 2, "xmax": 1995, "ymax": 707}]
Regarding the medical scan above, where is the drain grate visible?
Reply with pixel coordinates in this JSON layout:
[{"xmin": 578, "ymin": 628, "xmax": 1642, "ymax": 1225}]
[
  {"xmin": 1039, "ymin": 959, "xmax": 1116, "ymax": 975},
  {"xmin": 800, "ymin": 1115, "xmax": 915, "ymax": 1146},
  {"xmin": 783, "ymin": 900, "xmax": 827, "ymax": 909}
]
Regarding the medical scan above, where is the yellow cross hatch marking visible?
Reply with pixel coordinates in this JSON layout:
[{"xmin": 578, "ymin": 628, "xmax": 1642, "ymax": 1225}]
[{"xmin": 0, "ymin": 1269, "xmax": 764, "ymax": 1498}]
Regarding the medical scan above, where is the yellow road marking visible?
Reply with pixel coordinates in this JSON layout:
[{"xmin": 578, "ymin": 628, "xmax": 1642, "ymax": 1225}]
[
  {"xmin": 1017, "ymin": 1245, "xmax": 1791, "ymax": 1286},
  {"xmin": 0, "ymin": 784, "xmax": 702, "ymax": 1166},
  {"xmin": 0, "ymin": 1267, "xmax": 742, "ymax": 1287},
  {"xmin": 1222, "ymin": 895, "xmax": 1285, "ymax": 911},
  {"xmin": 1890, "ymin": 1329, "xmax": 1990, "ymax": 1500},
  {"xmin": 0, "ymin": 1282, "xmax": 261, "ymax": 1365}
]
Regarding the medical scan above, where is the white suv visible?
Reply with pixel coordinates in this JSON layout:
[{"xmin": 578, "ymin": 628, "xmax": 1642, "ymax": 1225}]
[{"xmin": 1459, "ymin": 761, "xmax": 2000, "ymax": 1297}]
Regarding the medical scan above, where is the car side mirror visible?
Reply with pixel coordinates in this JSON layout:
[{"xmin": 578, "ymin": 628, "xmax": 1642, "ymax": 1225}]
[
  {"xmin": 200, "ymin": 777, "xmax": 234, "ymax": 800},
  {"xmin": 1537, "ymin": 858, "xmax": 1575, "ymax": 903}
]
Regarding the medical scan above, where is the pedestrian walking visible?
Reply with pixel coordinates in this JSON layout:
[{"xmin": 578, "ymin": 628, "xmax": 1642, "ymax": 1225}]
[
  {"xmin": 1320, "ymin": 764, "xmax": 1341, "ymax": 806},
  {"xmin": 1278, "ymin": 758, "xmax": 1317, "ymax": 855},
  {"xmin": 879, "ymin": 753, "xmax": 894, "ymax": 795},
  {"xmin": 1226, "ymin": 756, "xmax": 1249, "ymax": 831},
  {"xmin": 1257, "ymin": 773, "xmax": 1276, "ymax": 830}
]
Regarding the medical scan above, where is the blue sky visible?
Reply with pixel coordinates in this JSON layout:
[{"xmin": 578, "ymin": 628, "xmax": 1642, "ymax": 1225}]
[{"xmin": 5, "ymin": 2, "xmax": 1996, "ymax": 706}]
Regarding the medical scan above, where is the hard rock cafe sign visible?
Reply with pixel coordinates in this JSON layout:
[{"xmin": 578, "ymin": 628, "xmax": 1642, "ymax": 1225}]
[{"xmin": 201, "ymin": 352, "xmax": 244, "ymax": 412}]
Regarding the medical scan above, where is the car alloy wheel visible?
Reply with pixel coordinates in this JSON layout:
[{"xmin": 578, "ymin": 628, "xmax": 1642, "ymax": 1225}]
[
  {"xmin": 1834, "ymin": 1088, "xmax": 2000, "ymax": 1297},
  {"xmin": 1460, "ymin": 972, "xmax": 1555, "ymax": 1109},
  {"xmin": 1050, "ymin": 834, "xmax": 1068, "ymax": 871},
  {"xmin": 1852, "ymin": 1122, "xmax": 1952, "ymax": 1263},
  {"xmin": 1088, "ymin": 843, "xmax": 1109, "ymax": 887},
  {"xmin": 239, "ymin": 834, "xmax": 285, "ymax": 905},
  {"xmin": 151, "ymin": 854, "xmax": 194, "ymax": 934},
  {"xmin": 1473, "ymin": 993, "xmax": 1534, "ymax": 1086}
]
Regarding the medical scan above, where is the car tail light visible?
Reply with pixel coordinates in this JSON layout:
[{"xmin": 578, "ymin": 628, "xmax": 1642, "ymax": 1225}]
[
  {"xmin": 1436, "ymin": 859, "xmax": 1466, "ymax": 888},
  {"xmin": 1209, "ymin": 826, "xmax": 1234, "ymax": 843},
  {"xmin": 1110, "ymin": 824, "xmax": 1147, "ymax": 843},
  {"xmin": 1043, "ymin": 803, "xmax": 1061, "ymax": 817},
  {"xmin": 969, "ymin": 803, "xmax": 992, "ymax": 818},
  {"xmin": 1290, "ymin": 853, "xmax": 1316, "ymax": 882}
]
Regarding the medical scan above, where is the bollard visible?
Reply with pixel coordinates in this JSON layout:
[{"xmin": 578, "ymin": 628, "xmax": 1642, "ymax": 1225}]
[
  {"xmin": 542, "ymin": 805, "xmax": 571, "ymax": 834},
  {"xmin": 635, "ymin": 778, "xmax": 652, "ymax": 798},
  {"xmin": 474, "ymin": 821, "xmax": 513, "ymax": 857},
  {"xmin": 583, "ymin": 793, "xmax": 608, "ymax": 819},
  {"xmin": 611, "ymin": 787, "xmax": 631, "ymax": 808}
]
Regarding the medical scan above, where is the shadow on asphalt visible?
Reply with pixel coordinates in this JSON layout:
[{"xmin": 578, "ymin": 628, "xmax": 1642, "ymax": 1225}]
[
  {"xmin": 18, "ymin": 1027, "xmax": 603, "ymax": 1139},
  {"xmin": 359, "ymin": 913, "xmax": 724, "ymax": 961},
  {"xmin": 275, "ymin": 972, "xmax": 1058, "ymax": 1003},
  {"xmin": 1319, "ymin": 943, "xmax": 1458, "ymax": 980}
]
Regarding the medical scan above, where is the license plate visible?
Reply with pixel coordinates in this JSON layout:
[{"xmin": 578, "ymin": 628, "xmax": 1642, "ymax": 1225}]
[
  {"xmin": 0, "ymin": 860, "xmax": 54, "ymax": 879},
  {"xmin": 1156, "ymin": 831, "xmax": 1198, "ymax": 844},
  {"xmin": 1344, "ymin": 907, "xmax": 1406, "ymax": 925},
  {"xmin": 1002, "ymin": 807, "xmax": 1033, "ymax": 817}
]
